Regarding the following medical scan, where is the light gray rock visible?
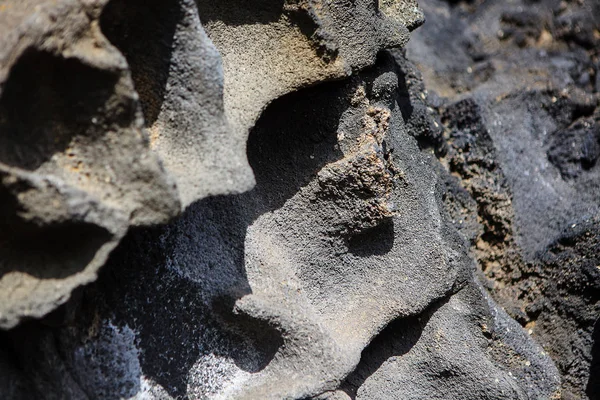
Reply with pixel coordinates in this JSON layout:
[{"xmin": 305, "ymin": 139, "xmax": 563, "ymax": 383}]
[{"xmin": 100, "ymin": 0, "xmax": 255, "ymax": 207}]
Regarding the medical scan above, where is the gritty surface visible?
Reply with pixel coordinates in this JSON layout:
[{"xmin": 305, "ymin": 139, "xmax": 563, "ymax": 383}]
[
  {"xmin": 0, "ymin": 0, "xmax": 597, "ymax": 399},
  {"xmin": 406, "ymin": 0, "xmax": 599, "ymax": 398}
]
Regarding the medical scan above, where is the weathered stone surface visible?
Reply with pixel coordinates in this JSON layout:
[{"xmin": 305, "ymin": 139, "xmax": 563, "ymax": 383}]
[
  {"xmin": 0, "ymin": 0, "xmax": 426, "ymax": 330},
  {"xmin": 0, "ymin": 0, "xmax": 180, "ymax": 329},
  {"xmin": 195, "ymin": 0, "xmax": 423, "ymax": 152},
  {"xmin": 406, "ymin": 0, "xmax": 600, "ymax": 397},
  {"xmin": 0, "ymin": 52, "xmax": 560, "ymax": 399},
  {"xmin": 0, "ymin": 0, "xmax": 596, "ymax": 398},
  {"xmin": 341, "ymin": 282, "xmax": 559, "ymax": 400},
  {"xmin": 100, "ymin": 0, "xmax": 255, "ymax": 206}
]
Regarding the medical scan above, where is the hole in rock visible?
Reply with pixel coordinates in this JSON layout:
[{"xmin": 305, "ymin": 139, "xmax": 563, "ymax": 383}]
[
  {"xmin": 0, "ymin": 50, "xmax": 118, "ymax": 171},
  {"xmin": 347, "ymin": 219, "xmax": 395, "ymax": 257},
  {"xmin": 0, "ymin": 219, "xmax": 112, "ymax": 280}
]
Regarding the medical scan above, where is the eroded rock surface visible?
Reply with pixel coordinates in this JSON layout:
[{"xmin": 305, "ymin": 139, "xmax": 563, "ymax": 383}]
[
  {"xmin": 0, "ymin": 0, "xmax": 180, "ymax": 329},
  {"xmin": 406, "ymin": 0, "xmax": 600, "ymax": 397},
  {"xmin": 0, "ymin": 0, "xmax": 596, "ymax": 399},
  {"xmin": 0, "ymin": 0, "xmax": 427, "ymax": 330}
]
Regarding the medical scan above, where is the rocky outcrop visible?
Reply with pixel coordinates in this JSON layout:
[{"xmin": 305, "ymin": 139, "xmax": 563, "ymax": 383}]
[
  {"xmin": 0, "ymin": 0, "xmax": 597, "ymax": 399},
  {"xmin": 405, "ymin": 0, "xmax": 600, "ymax": 398},
  {"xmin": 0, "ymin": 0, "xmax": 181, "ymax": 329},
  {"xmin": 0, "ymin": 52, "xmax": 561, "ymax": 399},
  {"xmin": 0, "ymin": 0, "xmax": 424, "ymax": 329}
]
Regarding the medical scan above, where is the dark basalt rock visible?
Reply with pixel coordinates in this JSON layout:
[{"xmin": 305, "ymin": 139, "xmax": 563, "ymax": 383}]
[
  {"xmin": 407, "ymin": 0, "xmax": 600, "ymax": 397},
  {"xmin": 0, "ymin": 0, "xmax": 597, "ymax": 398}
]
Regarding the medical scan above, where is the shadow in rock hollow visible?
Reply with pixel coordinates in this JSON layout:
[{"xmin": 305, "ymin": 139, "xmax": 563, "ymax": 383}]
[
  {"xmin": 0, "ymin": 49, "xmax": 121, "ymax": 282},
  {"xmin": 0, "ymin": 50, "xmax": 120, "ymax": 171},
  {"xmin": 0, "ymin": 56, "xmax": 404, "ymax": 399},
  {"xmin": 100, "ymin": 0, "xmax": 181, "ymax": 127},
  {"xmin": 347, "ymin": 220, "xmax": 395, "ymax": 257},
  {"xmin": 196, "ymin": 0, "xmax": 285, "ymax": 26},
  {"xmin": 0, "ymin": 217, "xmax": 112, "ymax": 281}
]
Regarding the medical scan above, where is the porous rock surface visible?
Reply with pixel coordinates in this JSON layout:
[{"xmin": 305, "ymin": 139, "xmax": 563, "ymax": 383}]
[
  {"xmin": 405, "ymin": 0, "xmax": 600, "ymax": 398},
  {"xmin": 0, "ymin": 0, "xmax": 181, "ymax": 329},
  {"xmin": 0, "ymin": 0, "xmax": 596, "ymax": 399}
]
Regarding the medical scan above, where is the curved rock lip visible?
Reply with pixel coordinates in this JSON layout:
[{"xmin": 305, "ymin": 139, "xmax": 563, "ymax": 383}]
[
  {"xmin": 0, "ymin": 0, "xmax": 424, "ymax": 330},
  {"xmin": 0, "ymin": 0, "xmax": 180, "ymax": 329}
]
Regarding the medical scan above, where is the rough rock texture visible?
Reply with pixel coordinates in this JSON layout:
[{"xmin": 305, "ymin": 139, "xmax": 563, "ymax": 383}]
[
  {"xmin": 405, "ymin": 0, "xmax": 600, "ymax": 398},
  {"xmin": 194, "ymin": 0, "xmax": 421, "ymax": 142},
  {"xmin": 0, "ymin": 55, "xmax": 560, "ymax": 399},
  {"xmin": 0, "ymin": 0, "xmax": 426, "ymax": 331},
  {"xmin": 99, "ymin": 0, "xmax": 255, "ymax": 207},
  {"xmin": 0, "ymin": 0, "xmax": 597, "ymax": 399},
  {"xmin": 0, "ymin": 0, "xmax": 181, "ymax": 329}
]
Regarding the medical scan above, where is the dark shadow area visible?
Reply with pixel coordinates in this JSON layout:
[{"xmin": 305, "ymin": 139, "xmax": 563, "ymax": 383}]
[
  {"xmin": 1, "ymin": 317, "xmax": 92, "ymax": 399},
  {"xmin": 341, "ymin": 296, "xmax": 450, "ymax": 399},
  {"xmin": 247, "ymin": 78, "xmax": 346, "ymax": 212},
  {"xmin": 0, "ymin": 50, "xmax": 118, "ymax": 170},
  {"xmin": 100, "ymin": 0, "xmax": 181, "ymax": 127},
  {"xmin": 390, "ymin": 52, "xmax": 447, "ymax": 155},
  {"xmin": 0, "ymin": 335, "xmax": 35, "ymax": 400},
  {"xmin": 0, "ymin": 221, "xmax": 112, "ymax": 280},
  {"xmin": 586, "ymin": 319, "xmax": 600, "ymax": 399},
  {"xmin": 394, "ymin": 65, "xmax": 414, "ymax": 123},
  {"xmin": 347, "ymin": 219, "xmax": 395, "ymax": 257},
  {"xmin": 0, "ymin": 180, "xmax": 112, "ymax": 280},
  {"xmin": 85, "ymin": 222, "xmax": 274, "ymax": 399},
  {"xmin": 196, "ymin": 0, "xmax": 285, "ymax": 26}
]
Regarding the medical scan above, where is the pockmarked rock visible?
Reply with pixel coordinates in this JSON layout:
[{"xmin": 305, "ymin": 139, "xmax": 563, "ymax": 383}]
[
  {"xmin": 100, "ymin": 0, "xmax": 256, "ymax": 207},
  {"xmin": 0, "ymin": 0, "xmax": 583, "ymax": 399},
  {"xmin": 406, "ymin": 0, "xmax": 599, "ymax": 397},
  {"xmin": 0, "ymin": 0, "xmax": 426, "ymax": 329},
  {"xmin": 0, "ymin": 0, "xmax": 180, "ymax": 329},
  {"xmin": 0, "ymin": 52, "xmax": 560, "ymax": 399},
  {"xmin": 195, "ymin": 0, "xmax": 425, "ymax": 173}
]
